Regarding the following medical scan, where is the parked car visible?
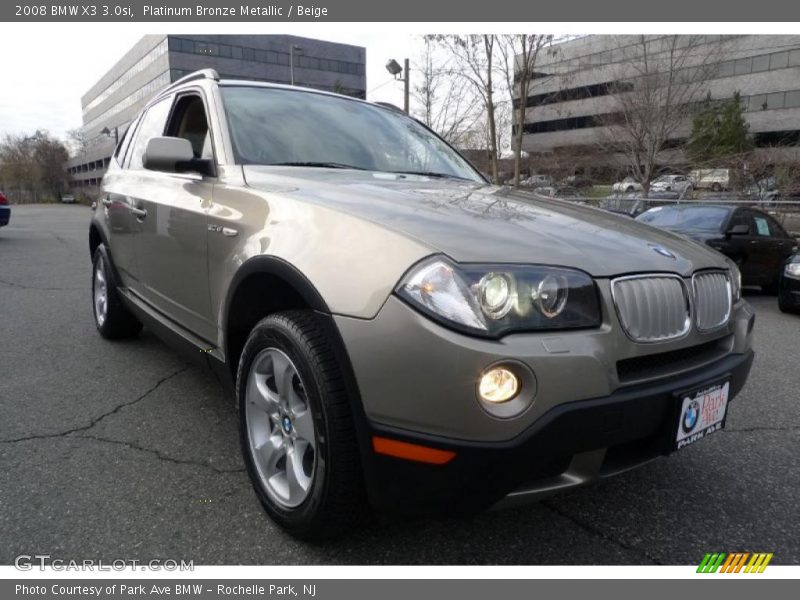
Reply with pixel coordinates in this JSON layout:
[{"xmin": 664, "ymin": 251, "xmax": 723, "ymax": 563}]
[
  {"xmin": 562, "ymin": 175, "xmax": 594, "ymax": 189},
  {"xmin": 636, "ymin": 204, "xmax": 798, "ymax": 293},
  {"xmin": 533, "ymin": 185, "xmax": 583, "ymax": 198},
  {"xmin": 597, "ymin": 197, "xmax": 673, "ymax": 218},
  {"xmin": 0, "ymin": 191, "xmax": 10, "ymax": 228},
  {"xmin": 90, "ymin": 70, "xmax": 755, "ymax": 538},
  {"xmin": 690, "ymin": 169, "xmax": 731, "ymax": 192},
  {"xmin": 611, "ymin": 176, "xmax": 643, "ymax": 194},
  {"xmin": 650, "ymin": 174, "xmax": 693, "ymax": 197},
  {"xmin": 520, "ymin": 174, "xmax": 552, "ymax": 187},
  {"xmin": 61, "ymin": 194, "xmax": 76, "ymax": 204},
  {"xmin": 778, "ymin": 253, "xmax": 800, "ymax": 313}
]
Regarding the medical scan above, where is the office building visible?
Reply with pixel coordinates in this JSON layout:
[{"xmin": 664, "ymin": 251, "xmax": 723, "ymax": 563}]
[{"xmin": 518, "ymin": 35, "xmax": 800, "ymax": 163}]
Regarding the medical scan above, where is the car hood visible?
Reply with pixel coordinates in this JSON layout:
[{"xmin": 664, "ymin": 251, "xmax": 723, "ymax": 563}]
[{"xmin": 243, "ymin": 167, "xmax": 728, "ymax": 277}]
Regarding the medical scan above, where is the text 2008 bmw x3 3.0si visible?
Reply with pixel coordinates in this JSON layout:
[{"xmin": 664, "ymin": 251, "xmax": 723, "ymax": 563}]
[{"xmin": 89, "ymin": 70, "xmax": 755, "ymax": 538}]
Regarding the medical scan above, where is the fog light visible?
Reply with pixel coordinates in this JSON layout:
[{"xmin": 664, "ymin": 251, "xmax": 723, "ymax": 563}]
[{"xmin": 478, "ymin": 367, "xmax": 519, "ymax": 403}]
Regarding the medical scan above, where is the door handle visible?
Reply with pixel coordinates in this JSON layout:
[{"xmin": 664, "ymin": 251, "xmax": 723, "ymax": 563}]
[{"xmin": 131, "ymin": 206, "xmax": 147, "ymax": 219}]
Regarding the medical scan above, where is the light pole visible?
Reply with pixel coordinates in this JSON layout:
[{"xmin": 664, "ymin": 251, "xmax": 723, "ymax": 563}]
[
  {"xmin": 289, "ymin": 44, "xmax": 303, "ymax": 86},
  {"xmin": 386, "ymin": 58, "xmax": 409, "ymax": 114},
  {"xmin": 385, "ymin": 58, "xmax": 410, "ymax": 114}
]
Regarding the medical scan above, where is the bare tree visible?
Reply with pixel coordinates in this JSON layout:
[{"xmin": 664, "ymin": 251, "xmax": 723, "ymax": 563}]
[
  {"xmin": 66, "ymin": 128, "xmax": 89, "ymax": 157},
  {"xmin": 599, "ymin": 35, "xmax": 724, "ymax": 194},
  {"xmin": 412, "ymin": 37, "xmax": 482, "ymax": 147},
  {"xmin": 497, "ymin": 34, "xmax": 553, "ymax": 186},
  {"xmin": 430, "ymin": 35, "xmax": 501, "ymax": 183},
  {"xmin": 0, "ymin": 130, "xmax": 69, "ymax": 202}
]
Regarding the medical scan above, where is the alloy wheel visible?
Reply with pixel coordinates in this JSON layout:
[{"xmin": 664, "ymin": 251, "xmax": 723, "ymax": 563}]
[{"xmin": 245, "ymin": 348, "xmax": 317, "ymax": 508}]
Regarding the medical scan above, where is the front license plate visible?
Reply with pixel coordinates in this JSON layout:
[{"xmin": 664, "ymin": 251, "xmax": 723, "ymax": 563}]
[{"xmin": 675, "ymin": 381, "xmax": 730, "ymax": 450}]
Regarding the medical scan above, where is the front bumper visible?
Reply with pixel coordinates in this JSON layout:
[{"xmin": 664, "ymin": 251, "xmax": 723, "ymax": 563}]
[
  {"xmin": 361, "ymin": 349, "xmax": 753, "ymax": 515},
  {"xmin": 779, "ymin": 273, "xmax": 800, "ymax": 308},
  {"xmin": 335, "ymin": 291, "xmax": 755, "ymax": 442},
  {"xmin": 335, "ymin": 285, "xmax": 756, "ymax": 514}
]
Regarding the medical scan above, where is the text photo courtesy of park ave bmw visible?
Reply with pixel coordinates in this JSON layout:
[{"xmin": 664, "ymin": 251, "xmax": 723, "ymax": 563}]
[{"xmin": 1, "ymin": 0, "xmax": 800, "ymax": 589}]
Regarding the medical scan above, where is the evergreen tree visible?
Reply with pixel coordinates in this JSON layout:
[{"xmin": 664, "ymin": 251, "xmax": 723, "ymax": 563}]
[{"xmin": 686, "ymin": 92, "xmax": 753, "ymax": 165}]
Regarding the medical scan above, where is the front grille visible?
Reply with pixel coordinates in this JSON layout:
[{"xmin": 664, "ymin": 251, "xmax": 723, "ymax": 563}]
[
  {"xmin": 616, "ymin": 337, "xmax": 732, "ymax": 384},
  {"xmin": 693, "ymin": 271, "xmax": 732, "ymax": 331},
  {"xmin": 611, "ymin": 275, "xmax": 690, "ymax": 342}
]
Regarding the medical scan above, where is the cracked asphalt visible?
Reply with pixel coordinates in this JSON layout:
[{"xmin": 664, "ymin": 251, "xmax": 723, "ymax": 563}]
[{"xmin": 1, "ymin": 204, "xmax": 798, "ymax": 565}]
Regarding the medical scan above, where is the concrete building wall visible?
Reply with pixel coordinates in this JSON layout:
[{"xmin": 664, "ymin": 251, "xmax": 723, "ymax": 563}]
[{"xmin": 520, "ymin": 35, "xmax": 800, "ymax": 156}]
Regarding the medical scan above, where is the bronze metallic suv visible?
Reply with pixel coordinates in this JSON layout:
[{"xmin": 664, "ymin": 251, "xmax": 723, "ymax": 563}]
[{"xmin": 89, "ymin": 69, "xmax": 755, "ymax": 538}]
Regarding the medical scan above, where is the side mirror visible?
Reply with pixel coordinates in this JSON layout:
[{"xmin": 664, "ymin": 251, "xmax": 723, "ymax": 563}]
[
  {"xmin": 726, "ymin": 224, "xmax": 750, "ymax": 237},
  {"xmin": 143, "ymin": 137, "xmax": 215, "ymax": 176}
]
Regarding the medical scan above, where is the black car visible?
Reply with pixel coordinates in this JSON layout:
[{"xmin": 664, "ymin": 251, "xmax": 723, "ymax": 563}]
[
  {"xmin": 779, "ymin": 253, "xmax": 800, "ymax": 313},
  {"xmin": 636, "ymin": 204, "xmax": 798, "ymax": 293}
]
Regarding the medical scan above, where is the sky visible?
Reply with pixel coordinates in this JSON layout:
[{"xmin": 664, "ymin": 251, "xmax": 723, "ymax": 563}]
[{"xmin": 0, "ymin": 26, "xmax": 416, "ymax": 142}]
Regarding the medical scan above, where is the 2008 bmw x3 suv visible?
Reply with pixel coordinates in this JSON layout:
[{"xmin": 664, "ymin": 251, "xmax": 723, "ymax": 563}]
[{"xmin": 89, "ymin": 69, "xmax": 755, "ymax": 538}]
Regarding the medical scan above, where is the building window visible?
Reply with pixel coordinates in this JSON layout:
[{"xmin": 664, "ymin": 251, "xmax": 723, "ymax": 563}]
[
  {"xmin": 749, "ymin": 94, "xmax": 767, "ymax": 111},
  {"xmin": 766, "ymin": 92, "xmax": 785, "ymax": 110},
  {"xmin": 785, "ymin": 90, "xmax": 800, "ymax": 109},
  {"xmin": 734, "ymin": 57, "xmax": 752, "ymax": 75},
  {"xmin": 770, "ymin": 52, "xmax": 789, "ymax": 70},
  {"xmin": 752, "ymin": 54, "xmax": 770, "ymax": 73}
]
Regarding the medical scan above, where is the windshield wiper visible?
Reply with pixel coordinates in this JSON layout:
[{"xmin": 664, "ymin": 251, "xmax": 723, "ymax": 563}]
[
  {"xmin": 387, "ymin": 170, "xmax": 472, "ymax": 181},
  {"xmin": 267, "ymin": 161, "xmax": 367, "ymax": 170}
]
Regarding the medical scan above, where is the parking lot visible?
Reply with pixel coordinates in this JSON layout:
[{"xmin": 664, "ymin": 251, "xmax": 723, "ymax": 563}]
[{"xmin": 1, "ymin": 203, "xmax": 798, "ymax": 565}]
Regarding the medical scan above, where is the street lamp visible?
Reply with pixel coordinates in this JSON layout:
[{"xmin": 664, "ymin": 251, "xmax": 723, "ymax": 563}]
[
  {"xmin": 385, "ymin": 58, "xmax": 410, "ymax": 114},
  {"xmin": 100, "ymin": 126, "xmax": 118, "ymax": 145},
  {"xmin": 289, "ymin": 44, "xmax": 303, "ymax": 86}
]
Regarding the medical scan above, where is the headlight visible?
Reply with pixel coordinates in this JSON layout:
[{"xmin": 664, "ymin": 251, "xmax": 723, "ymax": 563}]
[
  {"xmin": 785, "ymin": 262, "xmax": 800, "ymax": 280},
  {"xmin": 396, "ymin": 257, "xmax": 601, "ymax": 337}
]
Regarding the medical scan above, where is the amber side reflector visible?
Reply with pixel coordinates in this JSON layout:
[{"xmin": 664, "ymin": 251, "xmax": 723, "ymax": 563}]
[{"xmin": 372, "ymin": 436, "xmax": 456, "ymax": 465}]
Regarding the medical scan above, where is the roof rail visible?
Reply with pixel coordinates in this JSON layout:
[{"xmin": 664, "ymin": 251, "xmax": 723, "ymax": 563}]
[
  {"xmin": 373, "ymin": 101, "xmax": 405, "ymax": 113},
  {"xmin": 163, "ymin": 69, "xmax": 220, "ymax": 93}
]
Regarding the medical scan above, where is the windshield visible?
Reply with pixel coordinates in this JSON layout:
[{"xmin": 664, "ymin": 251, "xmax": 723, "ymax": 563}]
[
  {"xmin": 636, "ymin": 206, "xmax": 730, "ymax": 230},
  {"xmin": 220, "ymin": 86, "xmax": 484, "ymax": 182}
]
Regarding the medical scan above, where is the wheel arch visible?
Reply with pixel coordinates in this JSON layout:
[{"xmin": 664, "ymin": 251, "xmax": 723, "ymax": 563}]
[
  {"xmin": 222, "ymin": 255, "xmax": 373, "ymax": 464},
  {"xmin": 89, "ymin": 222, "xmax": 106, "ymax": 259},
  {"xmin": 222, "ymin": 256, "xmax": 333, "ymax": 380}
]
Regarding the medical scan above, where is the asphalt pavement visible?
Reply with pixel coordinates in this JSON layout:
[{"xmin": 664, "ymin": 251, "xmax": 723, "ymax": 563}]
[{"xmin": 1, "ymin": 204, "xmax": 798, "ymax": 565}]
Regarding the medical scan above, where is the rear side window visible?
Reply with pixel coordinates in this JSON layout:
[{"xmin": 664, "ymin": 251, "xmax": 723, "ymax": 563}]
[
  {"xmin": 754, "ymin": 213, "xmax": 786, "ymax": 238},
  {"xmin": 127, "ymin": 97, "xmax": 172, "ymax": 170}
]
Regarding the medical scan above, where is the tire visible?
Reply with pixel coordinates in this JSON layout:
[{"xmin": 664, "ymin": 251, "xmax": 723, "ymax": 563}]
[
  {"xmin": 712, "ymin": 183, "xmax": 722, "ymax": 192},
  {"xmin": 237, "ymin": 310, "xmax": 368, "ymax": 539},
  {"xmin": 762, "ymin": 283, "xmax": 779, "ymax": 295},
  {"xmin": 779, "ymin": 293, "xmax": 798, "ymax": 314},
  {"xmin": 91, "ymin": 246, "xmax": 142, "ymax": 339},
  {"xmin": 625, "ymin": 186, "xmax": 634, "ymax": 193}
]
